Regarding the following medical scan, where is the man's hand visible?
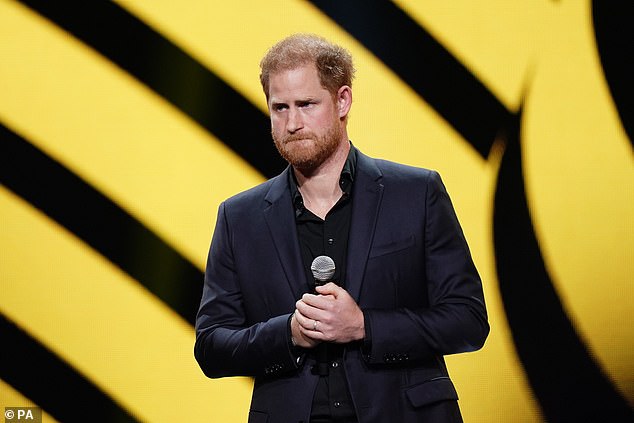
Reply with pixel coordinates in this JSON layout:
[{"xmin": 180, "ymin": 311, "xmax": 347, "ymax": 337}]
[
  {"xmin": 290, "ymin": 311, "xmax": 321, "ymax": 348},
  {"xmin": 294, "ymin": 282, "xmax": 365, "ymax": 344}
]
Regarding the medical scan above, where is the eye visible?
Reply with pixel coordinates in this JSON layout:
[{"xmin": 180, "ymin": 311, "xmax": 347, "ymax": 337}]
[{"xmin": 273, "ymin": 104, "xmax": 288, "ymax": 112}]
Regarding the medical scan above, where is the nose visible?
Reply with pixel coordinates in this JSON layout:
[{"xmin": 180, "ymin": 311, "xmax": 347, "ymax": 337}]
[{"xmin": 286, "ymin": 108, "xmax": 303, "ymax": 133}]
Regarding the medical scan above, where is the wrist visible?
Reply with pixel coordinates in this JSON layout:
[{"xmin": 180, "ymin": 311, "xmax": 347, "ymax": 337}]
[
  {"xmin": 356, "ymin": 309, "xmax": 365, "ymax": 341},
  {"xmin": 288, "ymin": 313, "xmax": 297, "ymax": 347}
]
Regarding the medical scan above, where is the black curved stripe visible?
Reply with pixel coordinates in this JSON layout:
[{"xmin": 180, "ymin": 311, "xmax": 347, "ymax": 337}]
[
  {"xmin": 592, "ymin": 1, "xmax": 634, "ymax": 147},
  {"xmin": 18, "ymin": 0, "xmax": 286, "ymax": 179},
  {"xmin": 307, "ymin": 0, "xmax": 511, "ymax": 159},
  {"xmin": 493, "ymin": 111, "xmax": 633, "ymax": 422},
  {"xmin": 0, "ymin": 122, "xmax": 202, "ymax": 325},
  {"xmin": 0, "ymin": 313, "xmax": 138, "ymax": 423}
]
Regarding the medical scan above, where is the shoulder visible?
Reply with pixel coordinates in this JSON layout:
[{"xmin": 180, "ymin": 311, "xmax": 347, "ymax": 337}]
[
  {"xmin": 358, "ymin": 150, "xmax": 441, "ymax": 185},
  {"xmin": 224, "ymin": 180, "xmax": 271, "ymax": 206},
  {"xmin": 355, "ymin": 151, "xmax": 448, "ymax": 204},
  {"xmin": 221, "ymin": 168, "xmax": 288, "ymax": 211},
  {"xmin": 376, "ymin": 158, "xmax": 437, "ymax": 179}
]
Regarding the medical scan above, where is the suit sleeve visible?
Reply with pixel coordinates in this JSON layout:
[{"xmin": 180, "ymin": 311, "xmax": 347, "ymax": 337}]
[
  {"xmin": 362, "ymin": 171, "xmax": 489, "ymax": 364},
  {"xmin": 194, "ymin": 202, "xmax": 300, "ymax": 378}
]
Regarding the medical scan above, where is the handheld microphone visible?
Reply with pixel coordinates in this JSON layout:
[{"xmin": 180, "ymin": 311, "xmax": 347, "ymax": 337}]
[
  {"xmin": 310, "ymin": 255, "xmax": 335, "ymax": 289},
  {"xmin": 309, "ymin": 256, "xmax": 335, "ymax": 375}
]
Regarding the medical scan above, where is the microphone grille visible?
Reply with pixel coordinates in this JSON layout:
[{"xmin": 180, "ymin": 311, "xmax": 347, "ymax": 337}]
[{"xmin": 311, "ymin": 255, "xmax": 336, "ymax": 283}]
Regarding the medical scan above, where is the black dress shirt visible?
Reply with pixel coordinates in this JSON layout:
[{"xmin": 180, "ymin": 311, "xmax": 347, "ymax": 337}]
[{"xmin": 289, "ymin": 145, "xmax": 357, "ymax": 420}]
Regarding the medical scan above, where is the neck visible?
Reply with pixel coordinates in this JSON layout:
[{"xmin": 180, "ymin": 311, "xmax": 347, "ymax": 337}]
[{"xmin": 293, "ymin": 139, "xmax": 350, "ymax": 219}]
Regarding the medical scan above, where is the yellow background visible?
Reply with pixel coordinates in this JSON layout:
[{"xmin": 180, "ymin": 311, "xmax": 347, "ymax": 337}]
[{"xmin": 1, "ymin": 1, "xmax": 632, "ymax": 421}]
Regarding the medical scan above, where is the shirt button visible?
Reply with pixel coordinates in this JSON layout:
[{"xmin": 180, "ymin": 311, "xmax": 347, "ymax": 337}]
[
  {"xmin": 334, "ymin": 401, "xmax": 341, "ymax": 408},
  {"xmin": 328, "ymin": 238, "xmax": 334, "ymax": 245},
  {"xmin": 331, "ymin": 361, "xmax": 339, "ymax": 368}
]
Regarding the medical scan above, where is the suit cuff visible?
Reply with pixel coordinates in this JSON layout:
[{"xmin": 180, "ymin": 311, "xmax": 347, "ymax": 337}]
[
  {"xmin": 362, "ymin": 310, "xmax": 373, "ymax": 359},
  {"xmin": 287, "ymin": 314, "xmax": 304, "ymax": 367}
]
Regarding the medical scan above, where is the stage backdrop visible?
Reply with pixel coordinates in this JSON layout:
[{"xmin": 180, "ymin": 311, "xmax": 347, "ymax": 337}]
[{"xmin": 1, "ymin": 1, "xmax": 632, "ymax": 422}]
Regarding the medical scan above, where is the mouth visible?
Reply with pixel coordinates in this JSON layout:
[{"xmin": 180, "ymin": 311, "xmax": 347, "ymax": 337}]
[{"xmin": 284, "ymin": 136, "xmax": 313, "ymax": 145}]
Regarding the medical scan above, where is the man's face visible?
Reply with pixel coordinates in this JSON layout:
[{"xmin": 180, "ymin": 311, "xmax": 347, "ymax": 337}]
[{"xmin": 268, "ymin": 64, "xmax": 343, "ymax": 171}]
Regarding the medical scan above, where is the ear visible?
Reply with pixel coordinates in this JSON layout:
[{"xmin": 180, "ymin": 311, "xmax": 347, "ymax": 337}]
[{"xmin": 335, "ymin": 85, "xmax": 352, "ymax": 119}]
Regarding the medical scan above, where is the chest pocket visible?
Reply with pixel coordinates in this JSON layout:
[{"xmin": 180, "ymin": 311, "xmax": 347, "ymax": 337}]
[{"xmin": 369, "ymin": 235, "xmax": 415, "ymax": 259}]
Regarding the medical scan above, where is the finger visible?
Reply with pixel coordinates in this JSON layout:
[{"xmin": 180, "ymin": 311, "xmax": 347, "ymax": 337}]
[
  {"xmin": 300, "ymin": 319, "xmax": 326, "ymax": 339},
  {"xmin": 297, "ymin": 305, "xmax": 330, "ymax": 331},
  {"xmin": 300, "ymin": 294, "xmax": 333, "ymax": 310},
  {"xmin": 297, "ymin": 319, "xmax": 324, "ymax": 340},
  {"xmin": 315, "ymin": 282, "xmax": 343, "ymax": 297},
  {"xmin": 293, "ymin": 309, "xmax": 314, "ymax": 330},
  {"xmin": 296, "ymin": 299, "xmax": 318, "ymax": 317}
]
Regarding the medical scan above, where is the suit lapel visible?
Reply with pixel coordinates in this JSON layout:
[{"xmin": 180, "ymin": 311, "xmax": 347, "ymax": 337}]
[
  {"xmin": 263, "ymin": 168, "xmax": 307, "ymax": 300},
  {"xmin": 346, "ymin": 152, "xmax": 384, "ymax": 302}
]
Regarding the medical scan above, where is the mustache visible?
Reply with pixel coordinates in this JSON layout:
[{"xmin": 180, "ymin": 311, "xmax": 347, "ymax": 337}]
[{"xmin": 281, "ymin": 132, "xmax": 315, "ymax": 143}]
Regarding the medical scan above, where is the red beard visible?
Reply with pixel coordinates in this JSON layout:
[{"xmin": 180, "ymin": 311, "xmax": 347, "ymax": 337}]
[{"xmin": 272, "ymin": 124, "xmax": 342, "ymax": 171}]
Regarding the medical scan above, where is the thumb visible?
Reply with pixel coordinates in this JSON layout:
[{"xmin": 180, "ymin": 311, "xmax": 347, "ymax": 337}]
[{"xmin": 315, "ymin": 282, "xmax": 341, "ymax": 296}]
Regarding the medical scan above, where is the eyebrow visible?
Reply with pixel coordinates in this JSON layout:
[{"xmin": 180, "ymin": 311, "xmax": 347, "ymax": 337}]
[
  {"xmin": 270, "ymin": 97, "xmax": 318, "ymax": 106},
  {"xmin": 269, "ymin": 101, "xmax": 287, "ymax": 109}
]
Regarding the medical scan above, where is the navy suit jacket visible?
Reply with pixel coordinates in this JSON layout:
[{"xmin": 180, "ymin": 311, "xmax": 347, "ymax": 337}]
[{"xmin": 195, "ymin": 150, "xmax": 489, "ymax": 423}]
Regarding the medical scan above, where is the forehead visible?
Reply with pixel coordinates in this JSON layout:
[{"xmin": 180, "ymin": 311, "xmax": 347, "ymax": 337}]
[{"xmin": 268, "ymin": 64, "xmax": 329, "ymax": 101}]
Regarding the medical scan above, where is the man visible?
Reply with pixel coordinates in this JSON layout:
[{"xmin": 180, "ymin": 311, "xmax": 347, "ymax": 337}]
[{"xmin": 195, "ymin": 34, "xmax": 489, "ymax": 423}]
